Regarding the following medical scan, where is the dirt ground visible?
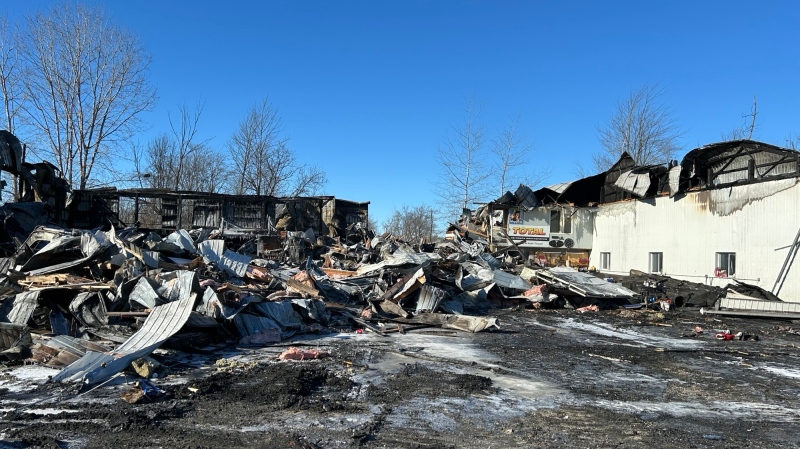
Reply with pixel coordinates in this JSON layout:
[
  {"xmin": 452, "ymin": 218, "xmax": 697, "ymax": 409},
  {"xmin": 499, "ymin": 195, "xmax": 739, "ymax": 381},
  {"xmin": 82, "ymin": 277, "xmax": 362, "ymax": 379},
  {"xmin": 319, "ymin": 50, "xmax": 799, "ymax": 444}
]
[{"xmin": 2, "ymin": 306, "xmax": 800, "ymax": 449}]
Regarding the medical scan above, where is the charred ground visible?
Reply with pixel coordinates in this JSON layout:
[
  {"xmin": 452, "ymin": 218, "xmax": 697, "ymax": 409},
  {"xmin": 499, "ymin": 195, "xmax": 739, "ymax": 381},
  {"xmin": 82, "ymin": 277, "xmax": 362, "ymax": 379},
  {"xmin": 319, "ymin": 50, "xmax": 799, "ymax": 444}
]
[{"xmin": 2, "ymin": 306, "xmax": 800, "ymax": 449}]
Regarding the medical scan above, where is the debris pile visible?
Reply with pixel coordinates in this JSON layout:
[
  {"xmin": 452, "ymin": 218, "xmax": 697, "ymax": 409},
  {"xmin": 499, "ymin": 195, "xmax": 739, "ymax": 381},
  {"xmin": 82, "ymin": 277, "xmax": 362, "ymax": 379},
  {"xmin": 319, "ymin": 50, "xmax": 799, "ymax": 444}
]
[{"xmin": 0, "ymin": 215, "xmax": 562, "ymax": 386}]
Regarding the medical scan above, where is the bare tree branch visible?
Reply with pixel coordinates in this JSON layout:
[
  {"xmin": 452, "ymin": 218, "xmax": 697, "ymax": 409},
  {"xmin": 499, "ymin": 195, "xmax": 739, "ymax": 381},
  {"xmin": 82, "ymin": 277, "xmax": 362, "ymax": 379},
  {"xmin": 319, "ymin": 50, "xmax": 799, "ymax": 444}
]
[
  {"xmin": 491, "ymin": 114, "xmax": 550, "ymax": 193},
  {"xmin": 433, "ymin": 97, "xmax": 492, "ymax": 223},
  {"xmin": 595, "ymin": 83, "xmax": 682, "ymax": 171},
  {"xmin": 168, "ymin": 102, "xmax": 208, "ymax": 191},
  {"xmin": 723, "ymin": 96, "xmax": 759, "ymax": 141},
  {"xmin": 229, "ymin": 97, "xmax": 326, "ymax": 197},
  {"xmin": 0, "ymin": 15, "xmax": 26, "ymax": 202}
]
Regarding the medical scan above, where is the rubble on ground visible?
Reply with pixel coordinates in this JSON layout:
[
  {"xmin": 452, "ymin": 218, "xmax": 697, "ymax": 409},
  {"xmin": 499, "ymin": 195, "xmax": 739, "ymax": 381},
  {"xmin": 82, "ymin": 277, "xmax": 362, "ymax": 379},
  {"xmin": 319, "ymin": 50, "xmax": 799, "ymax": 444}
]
[
  {"xmin": 1, "ymin": 128, "xmax": 784, "ymax": 394},
  {"xmin": 0, "ymin": 211, "xmax": 742, "ymax": 389}
]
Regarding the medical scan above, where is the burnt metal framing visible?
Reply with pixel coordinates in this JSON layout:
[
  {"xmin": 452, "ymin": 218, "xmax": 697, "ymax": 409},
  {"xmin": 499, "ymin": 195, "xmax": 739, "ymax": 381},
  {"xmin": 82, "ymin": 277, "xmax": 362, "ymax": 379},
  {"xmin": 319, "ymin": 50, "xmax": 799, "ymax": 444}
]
[{"xmin": 683, "ymin": 140, "xmax": 800, "ymax": 190}]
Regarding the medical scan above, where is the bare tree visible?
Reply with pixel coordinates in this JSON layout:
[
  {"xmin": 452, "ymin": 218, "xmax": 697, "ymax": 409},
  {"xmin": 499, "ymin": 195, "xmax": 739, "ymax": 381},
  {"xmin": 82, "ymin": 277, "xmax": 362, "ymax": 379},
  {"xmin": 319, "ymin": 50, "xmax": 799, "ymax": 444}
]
[
  {"xmin": 140, "ymin": 105, "xmax": 227, "ymax": 194},
  {"xmin": 491, "ymin": 114, "xmax": 550, "ymax": 194},
  {"xmin": 144, "ymin": 134, "xmax": 176, "ymax": 190},
  {"xmin": 229, "ymin": 98, "xmax": 326, "ymax": 197},
  {"xmin": 434, "ymin": 98, "xmax": 491, "ymax": 222},
  {"xmin": 595, "ymin": 83, "xmax": 682, "ymax": 171},
  {"xmin": 383, "ymin": 205, "xmax": 437, "ymax": 243},
  {"xmin": 0, "ymin": 16, "xmax": 25, "ymax": 201},
  {"xmin": 724, "ymin": 96, "xmax": 758, "ymax": 141},
  {"xmin": 168, "ymin": 103, "xmax": 207, "ymax": 191},
  {"xmin": 0, "ymin": 17, "xmax": 23, "ymax": 134},
  {"xmin": 17, "ymin": 2, "xmax": 156, "ymax": 189}
]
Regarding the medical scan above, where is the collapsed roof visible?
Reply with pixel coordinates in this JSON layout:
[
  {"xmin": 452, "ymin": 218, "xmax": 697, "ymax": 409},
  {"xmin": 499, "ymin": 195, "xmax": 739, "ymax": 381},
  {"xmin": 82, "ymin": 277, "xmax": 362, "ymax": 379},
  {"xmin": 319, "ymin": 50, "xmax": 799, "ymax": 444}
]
[{"xmin": 489, "ymin": 140, "xmax": 800, "ymax": 208}]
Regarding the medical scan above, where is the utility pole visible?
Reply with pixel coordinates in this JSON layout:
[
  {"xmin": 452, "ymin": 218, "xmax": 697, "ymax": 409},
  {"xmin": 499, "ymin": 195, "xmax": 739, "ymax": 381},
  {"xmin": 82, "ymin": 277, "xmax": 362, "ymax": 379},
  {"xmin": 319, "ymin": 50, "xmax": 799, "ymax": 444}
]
[{"xmin": 429, "ymin": 208, "xmax": 434, "ymax": 243}]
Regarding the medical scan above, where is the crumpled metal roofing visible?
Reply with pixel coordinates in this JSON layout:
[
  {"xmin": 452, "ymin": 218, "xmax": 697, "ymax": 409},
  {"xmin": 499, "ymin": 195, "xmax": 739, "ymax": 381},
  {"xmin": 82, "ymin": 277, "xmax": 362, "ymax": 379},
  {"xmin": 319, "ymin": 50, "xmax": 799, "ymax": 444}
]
[
  {"xmin": 50, "ymin": 291, "xmax": 196, "ymax": 385},
  {"xmin": 537, "ymin": 267, "xmax": 637, "ymax": 299},
  {"xmin": 614, "ymin": 169, "xmax": 651, "ymax": 197}
]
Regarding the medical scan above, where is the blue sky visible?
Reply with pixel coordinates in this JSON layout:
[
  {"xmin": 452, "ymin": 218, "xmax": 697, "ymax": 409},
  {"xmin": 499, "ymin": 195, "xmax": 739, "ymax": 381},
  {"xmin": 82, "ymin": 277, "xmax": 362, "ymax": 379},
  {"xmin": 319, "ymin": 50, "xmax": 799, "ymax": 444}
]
[{"xmin": 5, "ymin": 1, "xmax": 800, "ymax": 226}]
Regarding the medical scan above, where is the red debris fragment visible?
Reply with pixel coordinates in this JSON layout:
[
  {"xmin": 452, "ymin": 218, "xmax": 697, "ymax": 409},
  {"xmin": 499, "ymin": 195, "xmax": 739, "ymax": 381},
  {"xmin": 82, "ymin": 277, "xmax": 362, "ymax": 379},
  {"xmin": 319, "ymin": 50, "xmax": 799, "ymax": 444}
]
[{"xmin": 278, "ymin": 347, "xmax": 331, "ymax": 361}]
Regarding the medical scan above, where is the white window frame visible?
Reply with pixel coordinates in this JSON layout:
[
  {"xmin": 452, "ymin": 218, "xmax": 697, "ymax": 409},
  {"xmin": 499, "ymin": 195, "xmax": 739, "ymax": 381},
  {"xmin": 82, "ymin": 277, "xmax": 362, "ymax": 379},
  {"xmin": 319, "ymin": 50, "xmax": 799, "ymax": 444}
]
[
  {"xmin": 649, "ymin": 252, "xmax": 663, "ymax": 273},
  {"xmin": 715, "ymin": 252, "xmax": 736, "ymax": 277},
  {"xmin": 600, "ymin": 252, "xmax": 610, "ymax": 270}
]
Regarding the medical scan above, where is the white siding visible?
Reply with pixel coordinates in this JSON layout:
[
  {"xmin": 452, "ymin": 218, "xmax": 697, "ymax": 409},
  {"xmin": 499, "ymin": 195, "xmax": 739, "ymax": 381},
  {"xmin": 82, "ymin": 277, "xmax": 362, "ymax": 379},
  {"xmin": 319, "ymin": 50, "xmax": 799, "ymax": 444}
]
[{"xmin": 591, "ymin": 178, "xmax": 800, "ymax": 302}]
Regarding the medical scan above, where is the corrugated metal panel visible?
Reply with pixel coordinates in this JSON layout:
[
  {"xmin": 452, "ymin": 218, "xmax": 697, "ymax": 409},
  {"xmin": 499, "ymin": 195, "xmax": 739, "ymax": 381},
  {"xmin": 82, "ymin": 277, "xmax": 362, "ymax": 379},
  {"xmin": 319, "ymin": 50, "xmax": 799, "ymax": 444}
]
[
  {"xmin": 719, "ymin": 296, "xmax": 800, "ymax": 313},
  {"xmin": 233, "ymin": 313, "xmax": 281, "ymax": 337},
  {"xmin": 252, "ymin": 301, "xmax": 304, "ymax": 333},
  {"xmin": 492, "ymin": 269, "xmax": 532, "ymax": 291},
  {"xmin": 0, "ymin": 291, "xmax": 40, "ymax": 325},
  {"xmin": 416, "ymin": 284, "xmax": 445, "ymax": 312},
  {"xmin": 0, "ymin": 323, "xmax": 28, "ymax": 350},
  {"xmin": 614, "ymin": 170, "xmax": 650, "ymax": 197},
  {"xmin": 537, "ymin": 267, "xmax": 637, "ymax": 298},
  {"xmin": 51, "ymin": 291, "xmax": 196, "ymax": 385},
  {"xmin": 668, "ymin": 166, "xmax": 682, "ymax": 197},
  {"xmin": 545, "ymin": 181, "xmax": 573, "ymax": 194},
  {"xmin": 757, "ymin": 161, "xmax": 798, "ymax": 178}
]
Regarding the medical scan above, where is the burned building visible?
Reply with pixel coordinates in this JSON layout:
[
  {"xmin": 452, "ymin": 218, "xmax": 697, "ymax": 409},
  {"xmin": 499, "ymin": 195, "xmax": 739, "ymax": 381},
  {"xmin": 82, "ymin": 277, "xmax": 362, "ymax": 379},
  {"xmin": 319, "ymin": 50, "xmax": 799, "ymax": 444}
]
[
  {"xmin": 64, "ymin": 187, "xmax": 369, "ymax": 240},
  {"xmin": 476, "ymin": 180, "xmax": 601, "ymax": 269},
  {"xmin": 592, "ymin": 140, "xmax": 800, "ymax": 302},
  {"xmin": 1, "ymin": 130, "xmax": 369, "ymax": 257},
  {"xmin": 468, "ymin": 140, "xmax": 800, "ymax": 302}
]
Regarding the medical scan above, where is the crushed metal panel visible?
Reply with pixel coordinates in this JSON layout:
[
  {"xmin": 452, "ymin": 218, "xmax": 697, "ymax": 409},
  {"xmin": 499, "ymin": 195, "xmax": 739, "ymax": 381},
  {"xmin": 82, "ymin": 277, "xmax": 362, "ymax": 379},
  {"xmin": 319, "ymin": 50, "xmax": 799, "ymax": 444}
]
[
  {"xmin": 456, "ymin": 262, "xmax": 494, "ymax": 291},
  {"xmin": 197, "ymin": 240, "xmax": 225, "ymax": 264},
  {"xmin": 0, "ymin": 130, "xmax": 23, "ymax": 173},
  {"xmin": 614, "ymin": 169, "xmax": 651, "ymax": 197},
  {"xmin": 0, "ymin": 323, "xmax": 29, "ymax": 350},
  {"xmin": 197, "ymin": 240, "xmax": 251, "ymax": 277},
  {"xmin": 129, "ymin": 276, "xmax": 164, "ymax": 309},
  {"xmin": 44, "ymin": 335, "xmax": 107, "ymax": 358},
  {"xmin": 157, "ymin": 270, "xmax": 201, "ymax": 303},
  {"xmin": 49, "ymin": 307, "xmax": 70, "ymax": 335},
  {"xmin": 537, "ymin": 267, "xmax": 637, "ymax": 299},
  {"xmin": 514, "ymin": 184, "xmax": 539, "ymax": 208},
  {"xmin": 668, "ymin": 165, "xmax": 682, "ymax": 197},
  {"xmin": 221, "ymin": 249, "xmax": 251, "ymax": 277},
  {"xmin": 252, "ymin": 301, "xmax": 305, "ymax": 335},
  {"xmin": 115, "ymin": 236, "xmax": 160, "ymax": 268},
  {"xmin": 416, "ymin": 284, "xmax": 445, "ymax": 312},
  {"xmin": 185, "ymin": 311, "xmax": 221, "ymax": 328},
  {"xmin": 492, "ymin": 269, "xmax": 532, "ymax": 291},
  {"xmin": 291, "ymin": 298, "xmax": 329, "ymax": 324},
  {"xmin": 69, "ymin": 292, "xmax": 109, "ymax": 328},
  {"xmin": 0, "ymin": 291, "xmax": 40, "ymax": 325},
  {"xmin": 19, "ymin": 234, "xmax": 82, "ymax": 272},
  {"xmin": 165, "ymin": 229, "xmax": 196, "ymax": 253},
  {"xmin": 233, "ymin": 313, "xmax": 282, "ymax": 338},
  {"xmin": 51, "ymin": 292, "xmax": 196, "ymax": 385},
  {"xmin": 545, "ymin": 181, "xmax": 573, "ymax": 194},
  {"xmin": 356, "ymin": 251, "xmax": 442, "ymax": 275},
  {"xmin": 22, "ymin": 230, "xmax": 113, "ymax": 275}
]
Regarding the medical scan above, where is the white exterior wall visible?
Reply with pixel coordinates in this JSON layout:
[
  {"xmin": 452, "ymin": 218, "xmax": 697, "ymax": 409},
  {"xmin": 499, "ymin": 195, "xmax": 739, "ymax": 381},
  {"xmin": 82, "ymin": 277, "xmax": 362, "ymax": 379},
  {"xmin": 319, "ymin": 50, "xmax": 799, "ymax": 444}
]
[{"xmin": 591, "ymin": 178, "xmax": 800, "ymax": 302}]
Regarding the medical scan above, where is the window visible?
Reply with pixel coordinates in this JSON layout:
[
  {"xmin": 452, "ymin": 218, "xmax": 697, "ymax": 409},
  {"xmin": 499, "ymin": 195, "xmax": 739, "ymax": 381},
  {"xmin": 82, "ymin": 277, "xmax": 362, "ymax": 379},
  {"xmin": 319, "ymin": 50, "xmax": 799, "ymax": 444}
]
[
  {"xmin": 649, "ymin": 252, "xmax": 663, "ymax": 273},
  {"xmin": 715, "ymin": 252, "xmax": 736, "ymax": 277},
  {"xmin": 600, "ymin": 252, "xmax": 610, "ymax": 270},
  {"xmin": 563, "ymin": 212, "xmax": 572, "ymax": 234},
  {"xmin": 550, "ymin": 210, "xmax": 561, "ymax": 233}
]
